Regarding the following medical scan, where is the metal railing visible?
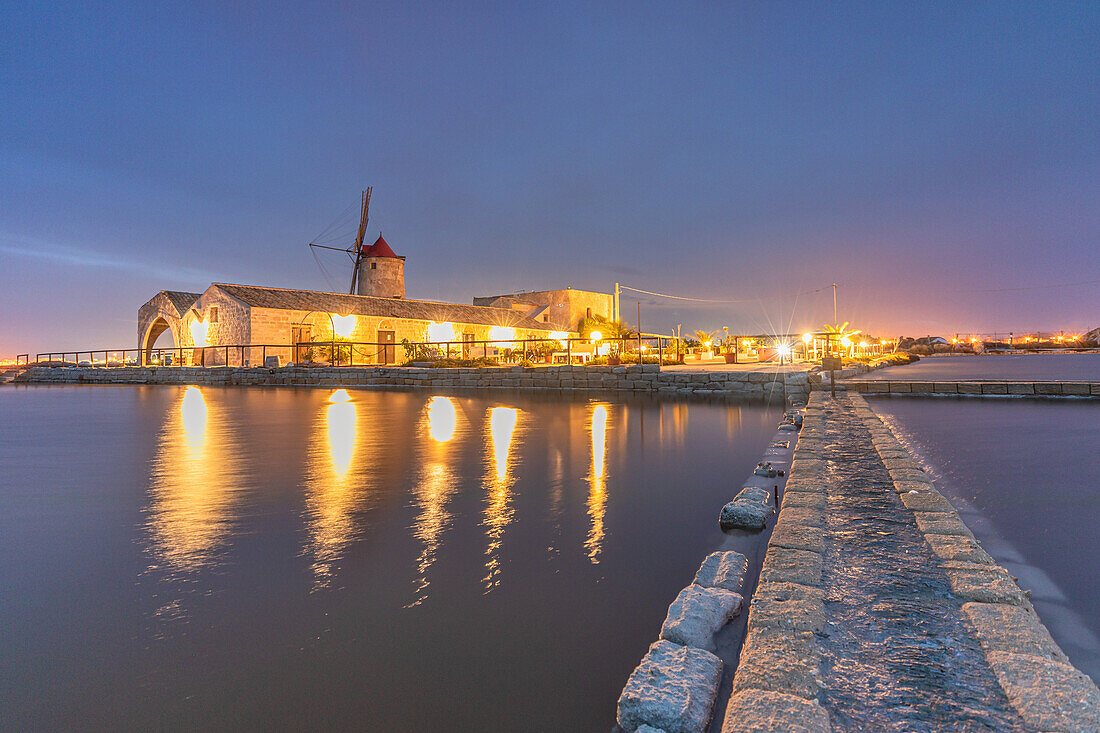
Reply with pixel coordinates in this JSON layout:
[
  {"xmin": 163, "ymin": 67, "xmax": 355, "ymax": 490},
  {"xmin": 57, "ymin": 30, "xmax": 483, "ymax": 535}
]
[{"xmin": 32, "ymin": 335, "xmax": 687, "ymax": 369}]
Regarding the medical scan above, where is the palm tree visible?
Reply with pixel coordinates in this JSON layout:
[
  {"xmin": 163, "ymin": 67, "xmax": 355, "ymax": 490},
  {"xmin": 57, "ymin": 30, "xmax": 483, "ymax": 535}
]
[{"xmin": 821, "ymin": 322, "xmax": 862, "ymax": 358}]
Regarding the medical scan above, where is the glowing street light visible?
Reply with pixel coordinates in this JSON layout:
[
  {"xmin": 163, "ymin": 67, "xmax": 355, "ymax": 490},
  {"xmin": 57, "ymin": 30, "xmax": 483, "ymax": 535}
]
[{"xmin": 589, "ymin": 330, "xmax": 603, "ymax": 342}]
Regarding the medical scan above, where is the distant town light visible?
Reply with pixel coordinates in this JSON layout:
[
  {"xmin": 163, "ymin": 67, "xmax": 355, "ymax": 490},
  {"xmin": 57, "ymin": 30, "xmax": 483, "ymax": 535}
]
[
  {"xmin": 859, "ymin": 341, "xmax": 868, "ymax": 349},
  {"xmin": 802, "ymin": 333, "xmax": 812, "ymax": 343},
  {"xmin": 590, "ymin": 330, "xmax": 603, "ymax": 342},
  {"xmin": 332, "ymin": 314, "xmax": 357, "ymax": 339},
  {"xmin": 840, "ymin": 336, "xmax": 852, "ymax": 348}
]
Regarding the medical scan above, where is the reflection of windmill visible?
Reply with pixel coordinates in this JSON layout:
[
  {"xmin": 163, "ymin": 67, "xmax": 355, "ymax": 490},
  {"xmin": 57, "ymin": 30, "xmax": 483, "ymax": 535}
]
[
  {"xmin": 307, "ymin": 188, "xmax": 406, "ymax": 299},
  {"xmin": 308, "ymin": 188, "xmax": 373, "ymax": 294}
]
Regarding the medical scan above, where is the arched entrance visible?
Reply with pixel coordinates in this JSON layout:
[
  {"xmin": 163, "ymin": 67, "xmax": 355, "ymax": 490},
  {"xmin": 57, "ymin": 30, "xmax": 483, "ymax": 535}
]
[{"xmin": 142, "ymin": 317, "xmax": 179, "ymax": 366}]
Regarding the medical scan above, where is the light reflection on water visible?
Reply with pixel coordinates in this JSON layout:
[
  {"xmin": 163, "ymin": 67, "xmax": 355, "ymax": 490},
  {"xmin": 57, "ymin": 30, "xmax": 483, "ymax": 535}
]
[
  {"xmin": 483, "ymin": 406, "xmax": 519, "ymax": 590},
  {"xmin": 2, "ymin": 385, "xmax": 784, "ymax": 730},
  {"xmin": 586, "ymin": 403, "xmax": 609, "ymax": 563},
  {"xmin": 303, "ymin": 392, "xmax": 363, "ymax": 587},
  {"xmin": 146, "ymin": 387, "xmax": 241, "ymax": 587},
  {"xmin": 409, "ymin": 397, "xmax": 461, "ymax": 606}
]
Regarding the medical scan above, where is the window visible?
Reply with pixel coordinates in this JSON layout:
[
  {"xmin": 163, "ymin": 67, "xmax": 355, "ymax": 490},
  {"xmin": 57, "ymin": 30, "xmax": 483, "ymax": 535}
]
[
  {"xmin": 370, "ymin": 262, "xmax": 377, "ymax": 270},
  {"xmin": 209, "ymin": 306, "xmax": 219, "ymax": 323},
  {"xmin": 586, "ymin": 307, "xmax": 592, "ymax": 319},
  {"xmin": 543, "ymin": 315, "xmax": 549, "ymax": 322}
]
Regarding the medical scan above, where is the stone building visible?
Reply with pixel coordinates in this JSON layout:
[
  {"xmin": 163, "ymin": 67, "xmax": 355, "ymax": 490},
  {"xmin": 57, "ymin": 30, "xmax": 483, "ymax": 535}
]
[
  {"xmin": 473, "ymin": 288, "xmax": 613, "ymax": 331},
  {"xmin": 137, "ymin": 234, "xmax": 609, "ymax": 365}
]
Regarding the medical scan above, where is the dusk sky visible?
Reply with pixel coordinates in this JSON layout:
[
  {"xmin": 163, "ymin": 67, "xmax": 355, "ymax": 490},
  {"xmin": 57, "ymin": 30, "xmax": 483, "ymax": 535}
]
[{"xmin": 2, "ymin": 1, "xmax": 1097, "ymax": 355}]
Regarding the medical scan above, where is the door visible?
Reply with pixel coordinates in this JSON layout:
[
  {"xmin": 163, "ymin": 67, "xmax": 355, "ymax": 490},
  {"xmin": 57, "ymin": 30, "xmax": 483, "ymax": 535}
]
[
  {"xmin": 378, "ymin": 330, "xmax": 396, "ymax": 364},
  {"xmin": 292, "ymin": 326, "xmax": 312, "ymax": 363}
]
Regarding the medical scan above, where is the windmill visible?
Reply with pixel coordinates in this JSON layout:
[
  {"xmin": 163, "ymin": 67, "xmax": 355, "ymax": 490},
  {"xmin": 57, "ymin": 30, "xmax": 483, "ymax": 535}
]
[{"xmin": 308, "ymin": 187, "xmax": 372, "ymax": 294}]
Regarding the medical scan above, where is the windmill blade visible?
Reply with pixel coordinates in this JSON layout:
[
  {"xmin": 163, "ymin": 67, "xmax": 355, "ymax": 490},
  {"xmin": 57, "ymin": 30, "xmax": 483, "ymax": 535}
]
[{"xmin": 349, "ymin": 187, "xmax": 372, "ymax": 294}]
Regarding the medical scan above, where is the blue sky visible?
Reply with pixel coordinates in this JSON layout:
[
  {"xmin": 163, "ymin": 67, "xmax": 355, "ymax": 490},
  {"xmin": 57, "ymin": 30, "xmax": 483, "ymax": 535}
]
[{"xmin": 2, "ymin": 1, "xmax": 1097, "ymax": 353}]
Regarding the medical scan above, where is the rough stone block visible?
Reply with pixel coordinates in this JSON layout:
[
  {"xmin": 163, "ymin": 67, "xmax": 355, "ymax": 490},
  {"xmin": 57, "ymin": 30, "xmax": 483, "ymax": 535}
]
[
  {"xmin": 780, "ymin": 491, "xmax": 826, "ymax": 510},
  {"xmin": 693, "ymin": 551, "xmax": 749, "ymax": 593},
  {"xmin": 923, "ymin": 533, "xmax": 994, "ymax": 564},
  {"xmin": 899, "ymin": 489, "xmax": 953, "ymax": 512},
  {"xmin": 963, "ymin": 602, "xmax": 1069, "ymax": 663},
  {"xmin": 617, "ymin": 640, "xmax": 723, "ymax": 733},
  {"xmin": 774, "ymin": 506, "xmax": 824, "ymax": 529},
  {"xmin": 1061, "ymin": 382, "xmax": 1089, "ymax": 396},
  {"xmin": 957, "ymin": 382, "xmax": 982, "ymax": 394},
  {"xmin": 661, "ymin": 585, "xmax": 743, "ymax": 648},
  {"xmin": 732, "ymin": 627, "xmax": 822, "ymax": 700},
  {"xmin": 1034, "ymin": 382, "xmax": 1062, "ymax": 395},
  {"xmin": 1007, "ymin": 382, "xmax": 1035, "ymax": 395},
  {"xmin": 943, "ymin": 561, "xmax": 1028, "ymax": 605},
  {"xmin": 768, "ymin": 521, "xmax": 826, "ymax": 555},
  {"xmin": 720, "ymin": 690, "xmax": 830, "ymax": 733},
  {"xmin": 747, "ymin": 584, "xmax": 826, "ymax": 634},
  {"xmin": 759, "ymin": 547, "xmax": 823, "ymax": 587},
  {"xmin": 980, "ymin": 382, "xmax": 1008, "ymax": 394},
  {"xmin": 719, "ymin": 487, "xmax": 773, "ymax": 531},
  {"xmin": 986, "ymin": 651, "xmax": 1100, "ymax": 732},
  {"xmin": 913, "ymin": 511, "xmax": 974, "ymax": 538}
]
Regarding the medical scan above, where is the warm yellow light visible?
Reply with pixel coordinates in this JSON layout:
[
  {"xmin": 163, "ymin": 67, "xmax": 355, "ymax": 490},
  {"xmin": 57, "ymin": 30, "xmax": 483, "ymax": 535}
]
[
  {"xmin": 859, "ymin": 341, "xmax": 868, "ymax": 349},
  {"xmin": 180, "ymin": 386, "xmax": 207, "ymax": 445},
  {"xmin": 426, "ymin": 321, "xmax": 456, "ymax": 343},
  {"xmin": 549, "ymin": 331, "xmax": 569, "ymax": 347},
  {"xmin": 971, "ymin": 337, "xmax": 979, "ymax": 343},
  {"xmin": 326, "ymin": 400, "xmax": 357, "ymax": 477},
  {"xmin": 703, "ymin": 341, "xmax": 711, "ymax": 348},
  {"xmin": 189, "ymin": 319, "xmax": 208, "ymax": 347},
  {"xmin": 489, "ymin": 407, "xmax": 518, "ymax": 480},
  {"xmin": 329, "ymin": 388, "xmax": 352, "ymax": 403},
  {"xmin": 488, "ymin": 326, "xmax": 516, "ymax": 346},
  {"xmin": 640, "ymin": 344, "xmax": 648, "ymax": 352},
  {"xmin": 586, "ymin": 403, "xmax": 608, "ymax": 563},
  {"xmin": 427, "ymin": 396, "xmax": 457, "ymax": 443},
  {"xmin": 331, "ymin": 314, "xmax": 356, "ymax": 339},
  {"xmin": 777, "ymin": 343, "xmax": 791, "ymax": 357},
  {"xmin": 840, "ymin": 336, "xmax": 852, "ymax": 348},
  {"xmin": 802, "ymin": 333, "xmax": 812, "ymax": 343},
  {"xmin": 951, "ymin": 338, "xmax": 959, "ymax": 344},
  {"xmin": 590, "ymin": 330, "xmax": 603, "ymax": 342}
]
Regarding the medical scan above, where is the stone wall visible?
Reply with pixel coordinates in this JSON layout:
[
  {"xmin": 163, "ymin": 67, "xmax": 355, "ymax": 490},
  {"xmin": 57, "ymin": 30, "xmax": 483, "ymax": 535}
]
[
  {"xmin": 16, "ymin": 364, "xmax": 812, "ymax": 402},
  {"xmin": 848, "ymin": 380, "xmax": 1099, "ymax": 397}
]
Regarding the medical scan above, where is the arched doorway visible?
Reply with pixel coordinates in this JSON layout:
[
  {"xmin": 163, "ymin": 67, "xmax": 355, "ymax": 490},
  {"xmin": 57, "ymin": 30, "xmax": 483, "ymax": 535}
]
[{"xmin": 143, "ymin": 317, "xmax": 178, "ymax": 365}]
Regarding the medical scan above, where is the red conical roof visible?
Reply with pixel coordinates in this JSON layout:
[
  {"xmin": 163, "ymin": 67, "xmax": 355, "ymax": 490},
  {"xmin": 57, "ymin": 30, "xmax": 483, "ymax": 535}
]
[{"xmin": 361, "ymin": 234, "xmax": 399, "ymax": 258}]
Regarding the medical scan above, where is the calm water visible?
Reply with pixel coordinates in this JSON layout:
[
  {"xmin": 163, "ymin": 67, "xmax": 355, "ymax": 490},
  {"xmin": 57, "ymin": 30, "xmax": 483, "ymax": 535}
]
[
  {"xmin": 872, "ymin": 398, "xmax": 1100, "ymax": 679},
  {"xmin": 855, "ymin": 353, "xmax": 1100, "ymax": 381},
  {"xmin": 0, "ymin": 385, "xmax": 780, "ymax": 731}
]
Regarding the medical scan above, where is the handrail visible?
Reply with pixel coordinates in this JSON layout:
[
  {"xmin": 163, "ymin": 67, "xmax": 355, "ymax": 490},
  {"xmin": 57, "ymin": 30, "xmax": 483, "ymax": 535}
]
[{"xmin": 30, "ymin": 335, "xmax": 687, "ymax": 369}]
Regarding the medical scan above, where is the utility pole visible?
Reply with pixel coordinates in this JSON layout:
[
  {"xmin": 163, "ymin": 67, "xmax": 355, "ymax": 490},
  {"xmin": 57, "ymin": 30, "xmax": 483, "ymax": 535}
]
[
  {"xmin": 832, "ymin": 282, "xmax": 838, "ymax": 324},
  {"xmin": 614, "ymin": 283, "xmax": 620, "ymax": 323}
]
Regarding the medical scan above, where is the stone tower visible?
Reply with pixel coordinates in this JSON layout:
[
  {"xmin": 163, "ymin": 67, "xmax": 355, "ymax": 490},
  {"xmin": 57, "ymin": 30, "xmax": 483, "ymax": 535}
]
[{"xmin": 356, "ymin": 234, "xmax": 405, "ymax": 299}]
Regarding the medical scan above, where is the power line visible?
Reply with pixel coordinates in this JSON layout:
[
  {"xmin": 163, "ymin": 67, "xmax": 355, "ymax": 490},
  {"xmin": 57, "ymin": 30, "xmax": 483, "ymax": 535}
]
[{"xmin": 618, "ymin": 284, "xmax": 833, "ymax": 304}]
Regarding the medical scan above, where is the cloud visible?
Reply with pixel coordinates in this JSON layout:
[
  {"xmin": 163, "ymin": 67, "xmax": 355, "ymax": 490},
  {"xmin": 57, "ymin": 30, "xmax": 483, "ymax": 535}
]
[{"xmin": 0, "ymin": 233, "xmax": 217, "ymax": 284}]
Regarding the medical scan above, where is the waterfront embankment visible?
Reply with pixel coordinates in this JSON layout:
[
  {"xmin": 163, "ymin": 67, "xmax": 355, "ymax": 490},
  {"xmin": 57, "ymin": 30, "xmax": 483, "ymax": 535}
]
[
  {"xmin": 14, "ymin": 364, "xmax": 812, "ymax": 402},
  {"xmin": 724, "ymin": 392, "xmax": 1099, "ymax": 732},
  {"xmin": 846, "ymin": 380, "xmax": 1099, "ymax": 397}
]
